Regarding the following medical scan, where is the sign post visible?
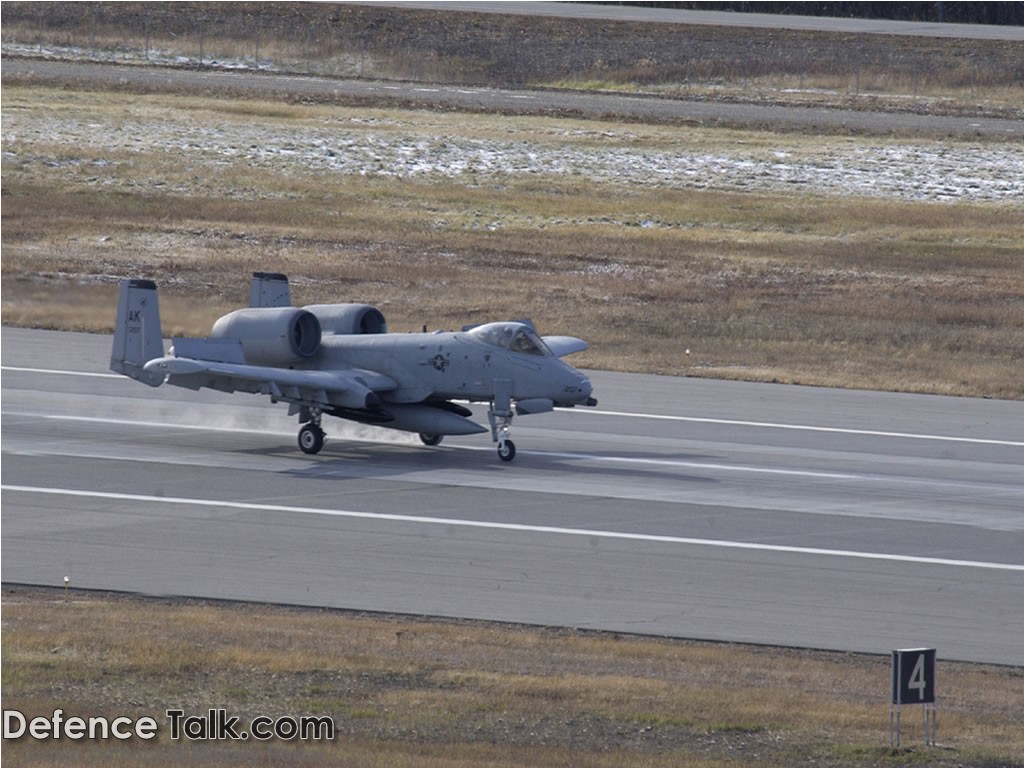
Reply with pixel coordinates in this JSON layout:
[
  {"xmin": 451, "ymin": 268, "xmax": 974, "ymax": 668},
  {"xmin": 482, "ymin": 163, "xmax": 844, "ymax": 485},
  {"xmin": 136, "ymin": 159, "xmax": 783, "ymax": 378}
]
[{"xmin": 890, "ymin": 648, "xmax": 936, "ymax": 748}]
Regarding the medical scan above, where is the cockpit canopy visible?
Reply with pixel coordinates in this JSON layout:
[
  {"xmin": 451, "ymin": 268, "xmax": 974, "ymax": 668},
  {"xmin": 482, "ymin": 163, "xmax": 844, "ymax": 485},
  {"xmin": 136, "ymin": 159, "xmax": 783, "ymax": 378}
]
[{"xmin": 467, "ymin": 322, "xmax": 552, "ymax": 356}]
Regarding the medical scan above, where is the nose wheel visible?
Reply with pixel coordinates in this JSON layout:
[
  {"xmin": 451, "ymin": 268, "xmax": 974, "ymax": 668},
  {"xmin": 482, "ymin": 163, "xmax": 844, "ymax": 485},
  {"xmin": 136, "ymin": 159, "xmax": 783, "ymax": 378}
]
[{"xmin": 497, "ymin": 437, "xmax": 516, "ymax": 462}]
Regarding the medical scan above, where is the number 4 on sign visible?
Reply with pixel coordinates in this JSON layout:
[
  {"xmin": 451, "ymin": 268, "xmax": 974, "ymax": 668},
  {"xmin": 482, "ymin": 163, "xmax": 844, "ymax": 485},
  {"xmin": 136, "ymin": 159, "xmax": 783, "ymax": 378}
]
[
  {"xmin": 907, "ymin": 654, "xmax": 928, "ymax": 701},
  {"xmin": 893, "ymin": 648, "xmax": 935, "ymax": 706}
]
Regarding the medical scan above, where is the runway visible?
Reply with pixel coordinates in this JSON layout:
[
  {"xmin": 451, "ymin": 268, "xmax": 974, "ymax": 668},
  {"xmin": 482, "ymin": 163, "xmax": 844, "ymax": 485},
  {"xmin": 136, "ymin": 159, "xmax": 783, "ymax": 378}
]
[
  {"xmin": 3, "ymin": 326, "xmax": 1023, "ymax": 664},
  {"xmin": 369, "ymin": 2, "xmax": 1024, "ymax": 41}
]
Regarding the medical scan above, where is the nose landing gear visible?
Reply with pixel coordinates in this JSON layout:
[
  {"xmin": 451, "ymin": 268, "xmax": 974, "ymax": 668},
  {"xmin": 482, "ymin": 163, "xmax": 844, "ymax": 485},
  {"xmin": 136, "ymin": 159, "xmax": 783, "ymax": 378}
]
[
  {"xmin": 497, "ymin": 435, "xmax": 516, "ymax": 462},
  {"xmin": 488, "ymin": 380, "xmax": 517, "ymax": 462}
]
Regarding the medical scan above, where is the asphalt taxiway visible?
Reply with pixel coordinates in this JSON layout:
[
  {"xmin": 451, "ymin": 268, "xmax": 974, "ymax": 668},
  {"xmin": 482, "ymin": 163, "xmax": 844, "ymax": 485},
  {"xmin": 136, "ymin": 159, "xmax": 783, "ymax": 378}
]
[{"xmin": 3, "ymin": 327, "xmax": 1022, "ymax": 664}]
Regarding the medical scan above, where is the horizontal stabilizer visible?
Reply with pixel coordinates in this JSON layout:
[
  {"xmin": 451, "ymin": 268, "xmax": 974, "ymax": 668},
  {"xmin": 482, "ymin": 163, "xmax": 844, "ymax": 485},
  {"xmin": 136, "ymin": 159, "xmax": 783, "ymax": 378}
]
[{"xmin": 171, "ymin": 337, "xmax": 246, "ymax": 364}]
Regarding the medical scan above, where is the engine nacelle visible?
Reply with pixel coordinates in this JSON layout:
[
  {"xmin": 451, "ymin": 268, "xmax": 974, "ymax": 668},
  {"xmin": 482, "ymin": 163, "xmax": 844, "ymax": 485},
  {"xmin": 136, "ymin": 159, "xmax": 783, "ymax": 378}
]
[
  {"xmin": 304, "ymin": 304, "xmax": 387, "ymax": 335},
  {"xmin": 210, "ymin": 307, "xmax": 321, "ymax": 366}
]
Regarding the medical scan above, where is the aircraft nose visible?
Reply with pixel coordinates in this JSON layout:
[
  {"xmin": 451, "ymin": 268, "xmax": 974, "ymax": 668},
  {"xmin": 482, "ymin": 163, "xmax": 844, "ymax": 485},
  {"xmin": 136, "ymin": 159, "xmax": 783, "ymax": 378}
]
[
  {"xmin": 553, "ymin": 363, "xmax": 595, "ymax": 406},
  {"xmin": 569, "ymin": 372, "xmax": 594, "ymax": 405}
]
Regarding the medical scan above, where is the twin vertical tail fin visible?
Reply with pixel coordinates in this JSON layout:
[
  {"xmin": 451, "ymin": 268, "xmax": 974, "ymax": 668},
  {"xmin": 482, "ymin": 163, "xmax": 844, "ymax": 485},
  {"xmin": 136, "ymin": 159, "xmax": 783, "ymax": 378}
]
[
  {"xmin": 249, "ymin": 271, "xmax": 291, "ymax": 308},
  {"xmin": 110, "ymin": 279, "xmax": 166, "ymax": 386}
]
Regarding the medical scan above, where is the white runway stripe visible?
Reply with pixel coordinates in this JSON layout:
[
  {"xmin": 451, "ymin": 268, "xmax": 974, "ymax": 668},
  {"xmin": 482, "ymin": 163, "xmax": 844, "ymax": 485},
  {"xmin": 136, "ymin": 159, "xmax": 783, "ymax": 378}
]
[
  {"xmin": 5, "ymin": 485, "xmax": 1023, "ymax": 573},
  {"xmin": 5, "ymin": 365, "xmax": 1021, "ymax": 447}
]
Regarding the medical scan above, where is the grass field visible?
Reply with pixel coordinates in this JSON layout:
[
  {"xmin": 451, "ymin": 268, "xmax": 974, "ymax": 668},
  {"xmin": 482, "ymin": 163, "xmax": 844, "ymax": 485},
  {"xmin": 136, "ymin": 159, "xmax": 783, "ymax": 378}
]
[
  {"xmin": 4, "ymin": 1, "xmax": 1023, "ymax": 114},
  {"xmin": 3, "ymin": 587, "xmax": 1023, "ymax": 768},
  {"xmin": 3, "ymin": 85, "xmax": 1022, "ymax": 398}
]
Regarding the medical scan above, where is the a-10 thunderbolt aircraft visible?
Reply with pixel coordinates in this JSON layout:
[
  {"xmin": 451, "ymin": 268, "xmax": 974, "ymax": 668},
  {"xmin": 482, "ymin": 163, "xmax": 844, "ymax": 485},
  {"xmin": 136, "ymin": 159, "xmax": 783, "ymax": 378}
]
[{"xmin": 110, "ymin": 272, "xmax": 596, "ymax": 461}]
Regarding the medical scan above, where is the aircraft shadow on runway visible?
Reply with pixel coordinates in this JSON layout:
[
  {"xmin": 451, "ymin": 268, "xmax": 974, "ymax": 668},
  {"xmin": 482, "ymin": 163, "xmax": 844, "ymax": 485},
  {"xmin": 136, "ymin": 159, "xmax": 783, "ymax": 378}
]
[{"xmin": 233, "ymin": 441, "xmax": 721, "ymax": 486}]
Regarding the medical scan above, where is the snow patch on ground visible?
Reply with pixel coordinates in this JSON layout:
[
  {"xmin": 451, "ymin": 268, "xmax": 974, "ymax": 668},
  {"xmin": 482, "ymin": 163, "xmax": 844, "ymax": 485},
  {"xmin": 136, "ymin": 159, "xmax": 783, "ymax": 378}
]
[
  {"xmin": 4, "ymin": 105, "xmax": 1023, "ymax": 204},
  {"xmin": 3, "ymin": 43, "xmax": 280, "ymax": 72}
]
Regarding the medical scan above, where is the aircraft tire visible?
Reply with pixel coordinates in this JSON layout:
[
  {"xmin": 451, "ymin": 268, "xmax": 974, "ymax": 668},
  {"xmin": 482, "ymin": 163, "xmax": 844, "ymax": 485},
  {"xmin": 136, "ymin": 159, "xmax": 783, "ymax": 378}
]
[
  {"xmin": 298, "ymin": 424, "xmax": 325, "ymax": 454},
  {"xmin": 419, "ymin": 433, "xmax": 443, "ymax": 446},
  {"xmin": 497, "ymin": 439, "xmax": 516, "ymax": 462}
]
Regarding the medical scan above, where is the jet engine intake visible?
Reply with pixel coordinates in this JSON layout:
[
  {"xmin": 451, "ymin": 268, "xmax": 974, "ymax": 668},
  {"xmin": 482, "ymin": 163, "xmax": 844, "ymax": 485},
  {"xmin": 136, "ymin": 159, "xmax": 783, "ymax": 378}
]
[{"xmin": 210, "ymin": 307, "xmax": 321, "ymax": 366}]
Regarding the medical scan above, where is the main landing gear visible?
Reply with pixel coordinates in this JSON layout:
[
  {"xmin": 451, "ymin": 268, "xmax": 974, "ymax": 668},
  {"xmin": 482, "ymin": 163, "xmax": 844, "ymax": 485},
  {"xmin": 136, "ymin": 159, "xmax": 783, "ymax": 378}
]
[
  {"xmin": 298, "ymin": 408, "xmax": 325, "ymax": 455},
  {"xmin": 294, "ymin": 404, "xmax": 519, "ymax": 462}
]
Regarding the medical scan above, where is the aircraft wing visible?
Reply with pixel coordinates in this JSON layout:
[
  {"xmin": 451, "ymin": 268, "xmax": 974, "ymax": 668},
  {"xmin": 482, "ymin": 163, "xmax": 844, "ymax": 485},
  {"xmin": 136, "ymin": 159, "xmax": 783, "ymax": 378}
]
[
  {"xmin": 542, "ymin": 335, "xmax": 589, "ymax": 357},
  {"xmin": 143, "ymin": 338, "xmax": 396, "ymax": 411}
]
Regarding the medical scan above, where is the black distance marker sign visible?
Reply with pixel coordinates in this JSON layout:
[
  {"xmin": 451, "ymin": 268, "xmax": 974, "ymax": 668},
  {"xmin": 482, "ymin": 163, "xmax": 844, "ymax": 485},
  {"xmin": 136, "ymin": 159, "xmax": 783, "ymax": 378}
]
[{"xmin": 892, "ymin": 648, "xmax": 936, "ymax": 705}]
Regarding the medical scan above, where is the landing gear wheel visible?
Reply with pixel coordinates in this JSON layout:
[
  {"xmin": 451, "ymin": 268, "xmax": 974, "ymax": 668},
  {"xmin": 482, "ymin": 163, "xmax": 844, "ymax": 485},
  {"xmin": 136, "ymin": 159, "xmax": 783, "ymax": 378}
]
[
  {"xmin": 298, "ymin": 423, "xmax": 325, "ymax": 455},
  {"xmin": 497, "ymin": 439, "xmax": 517, "ymax": 462},
  {"xmin": 419, "ymin": 433, "xmax": 443, "ymax": 447}
]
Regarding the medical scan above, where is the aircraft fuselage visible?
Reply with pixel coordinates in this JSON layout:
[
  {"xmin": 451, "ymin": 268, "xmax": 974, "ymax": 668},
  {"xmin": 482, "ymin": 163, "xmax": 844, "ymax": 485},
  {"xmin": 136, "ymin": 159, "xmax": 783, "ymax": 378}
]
[{"xmin": 310, "ymin": 331, "xmax": 593, "ymax": 407}]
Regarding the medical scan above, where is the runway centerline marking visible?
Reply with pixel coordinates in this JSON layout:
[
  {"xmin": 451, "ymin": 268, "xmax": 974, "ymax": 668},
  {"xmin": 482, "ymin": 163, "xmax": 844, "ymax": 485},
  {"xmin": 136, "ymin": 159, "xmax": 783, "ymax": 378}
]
[
  {"xmin": 570, "ymin": 407, "xmax": 1024, "ymax": 448},
  {"xmin": 521, "ymin": 449, "xmax": 857, "ymax": 479},
  {"xmin": 5, "ymin": 485, "xmax": 1024, "ymax": 573},
  {"xmin": 5, "ymin": 365, "xmax": 1023, "ymax": 447}
]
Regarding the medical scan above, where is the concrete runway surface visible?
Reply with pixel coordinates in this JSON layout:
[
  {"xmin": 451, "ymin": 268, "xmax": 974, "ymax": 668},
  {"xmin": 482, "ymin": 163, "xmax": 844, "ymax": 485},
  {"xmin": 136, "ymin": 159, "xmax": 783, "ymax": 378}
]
[
  {"xmin": 2, "ymin": 327, "xmax": 1022, "ymax": 664},
  {"xmin": 370, "ymin": 2, "xmax": 1024, "ymax": 41}
]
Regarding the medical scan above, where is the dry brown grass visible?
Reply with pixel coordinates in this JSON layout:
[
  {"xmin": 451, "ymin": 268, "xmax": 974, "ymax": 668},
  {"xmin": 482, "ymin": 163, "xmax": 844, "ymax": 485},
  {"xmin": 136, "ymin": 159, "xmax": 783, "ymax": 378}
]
[
  {"xmin": 3, "ymin": 588, "xmax": 1023, "ymax": 767},
  {"xmin": 546, "ymin": 74, "xmax": 1024, "ymax": 117},
  {"xmin": 3, "ymin": 85, "xmax": 1023, "ymax": 398},
  {"xmin": 4, "ymin": 1, "xmax": 1022, "ymax": 115}
]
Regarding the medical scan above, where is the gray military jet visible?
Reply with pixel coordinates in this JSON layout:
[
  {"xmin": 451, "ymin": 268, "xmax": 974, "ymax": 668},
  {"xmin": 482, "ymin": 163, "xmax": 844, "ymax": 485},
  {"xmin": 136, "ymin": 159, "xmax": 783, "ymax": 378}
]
[{"xmin": 110, "ymin": 273, "xmax": 596, "ymax": 461}]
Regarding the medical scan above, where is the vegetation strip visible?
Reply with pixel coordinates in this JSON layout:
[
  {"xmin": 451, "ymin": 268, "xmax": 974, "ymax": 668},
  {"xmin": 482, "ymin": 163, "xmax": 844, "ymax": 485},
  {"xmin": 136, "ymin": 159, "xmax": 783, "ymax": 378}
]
[
  {"xmin": 3, "ymin": 587, "xmax": 1023, "ymax": 767},
  {"xmin": 3, "ymin": 85, "xmax": 1022, "ymax": 399}
]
